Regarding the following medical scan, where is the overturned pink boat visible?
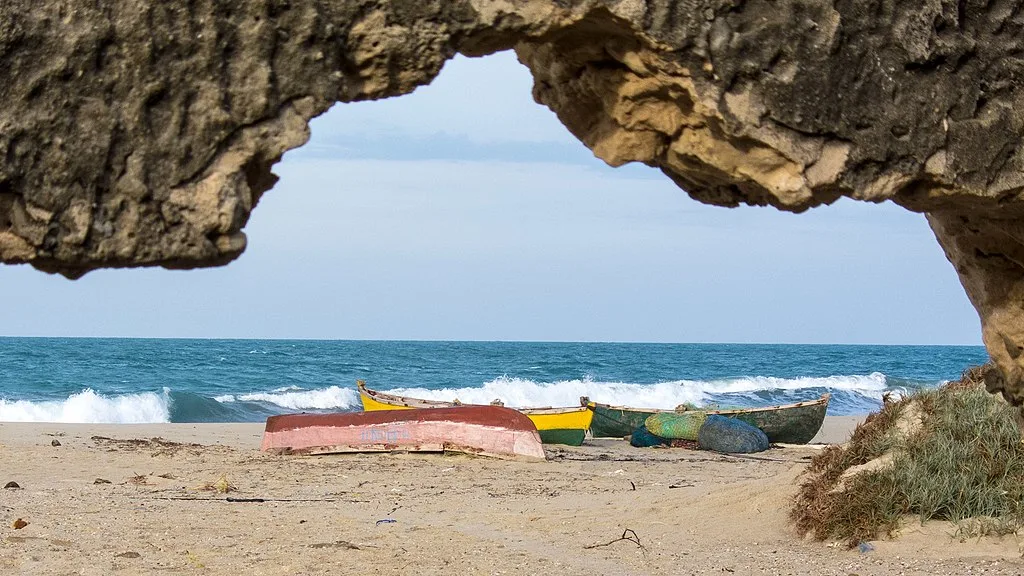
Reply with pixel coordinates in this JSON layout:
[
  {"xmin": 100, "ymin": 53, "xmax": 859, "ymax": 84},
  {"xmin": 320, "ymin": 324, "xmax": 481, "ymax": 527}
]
[{"xmin": 260, "ymin": 406, "xmax": 546, "ymax": 461}]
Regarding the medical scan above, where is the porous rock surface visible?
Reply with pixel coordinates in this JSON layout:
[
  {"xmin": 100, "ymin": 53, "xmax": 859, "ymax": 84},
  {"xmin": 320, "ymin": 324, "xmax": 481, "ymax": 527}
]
[{"xmin": 2, "ymin": 1, "xmax": 1024, "ymax": 401}]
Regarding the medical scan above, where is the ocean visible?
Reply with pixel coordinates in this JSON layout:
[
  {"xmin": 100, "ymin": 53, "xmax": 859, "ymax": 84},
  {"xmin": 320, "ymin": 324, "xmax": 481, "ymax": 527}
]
[{"xmin": 0, "ymin": 338, "xmax": 989, "ymax": 423}]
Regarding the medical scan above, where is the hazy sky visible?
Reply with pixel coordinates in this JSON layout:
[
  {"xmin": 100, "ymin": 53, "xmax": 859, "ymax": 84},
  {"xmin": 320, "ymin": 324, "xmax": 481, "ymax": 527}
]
[{"xmin": 0, "ymin": 52, "xmax": 982, "ymax": 345}]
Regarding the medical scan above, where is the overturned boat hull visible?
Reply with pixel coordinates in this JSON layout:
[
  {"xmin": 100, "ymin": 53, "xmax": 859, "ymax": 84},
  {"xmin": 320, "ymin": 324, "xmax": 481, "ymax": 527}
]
[{"xmin": 261, "ymin": 406, "xmax": 546, "ymax": 461}]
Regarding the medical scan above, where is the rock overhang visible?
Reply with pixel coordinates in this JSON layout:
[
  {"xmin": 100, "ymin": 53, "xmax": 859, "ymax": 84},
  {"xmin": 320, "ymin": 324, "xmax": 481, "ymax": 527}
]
[{"xmin": 2, "ymin": 0, "xmax": 1024, "ymax": 402}]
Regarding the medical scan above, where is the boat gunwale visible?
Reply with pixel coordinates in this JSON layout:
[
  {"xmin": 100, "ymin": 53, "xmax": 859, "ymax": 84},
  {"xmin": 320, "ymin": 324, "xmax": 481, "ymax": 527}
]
[
  {"xmin": 358, "ymin": 381, "xmax": 593, "ymax": 415},
  {"xmin": 585, "ymin": 392, "xmax": 831, "ymax": 415},
  {"xmin": 265, "ymin": 405, "xmax": 540, "ymax": 433}
]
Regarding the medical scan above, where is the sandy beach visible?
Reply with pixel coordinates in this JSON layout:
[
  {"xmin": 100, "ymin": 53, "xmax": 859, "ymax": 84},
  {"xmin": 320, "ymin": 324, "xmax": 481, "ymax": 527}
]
[{"xmin": 1, "ymin": 416, "xmax": 1020, "ymax": 575}]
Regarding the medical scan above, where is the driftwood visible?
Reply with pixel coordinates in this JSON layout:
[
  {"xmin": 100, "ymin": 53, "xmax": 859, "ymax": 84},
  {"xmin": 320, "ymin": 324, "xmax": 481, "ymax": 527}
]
[{"xmin": 584, "ymin": 529, "xmax": 645, "ymax": 552}]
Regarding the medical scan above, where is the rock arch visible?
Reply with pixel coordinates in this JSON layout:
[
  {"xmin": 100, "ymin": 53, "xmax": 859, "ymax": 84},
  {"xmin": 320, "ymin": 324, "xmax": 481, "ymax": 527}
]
[{"xmin": 2, "ymin": 0, "xmax": 1024, "ymax": 401}]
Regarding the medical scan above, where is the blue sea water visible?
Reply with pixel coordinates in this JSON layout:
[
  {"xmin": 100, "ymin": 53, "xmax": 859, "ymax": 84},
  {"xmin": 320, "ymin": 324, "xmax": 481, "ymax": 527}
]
[{"xmin": 0, "ymin": 338, "xmax": 989, "ymax": 423}]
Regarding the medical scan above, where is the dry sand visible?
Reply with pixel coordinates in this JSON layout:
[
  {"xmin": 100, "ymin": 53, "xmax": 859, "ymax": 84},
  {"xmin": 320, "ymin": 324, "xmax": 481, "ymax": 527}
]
[{"xmin": 0, "ymin": 416, "xmax": 1021, "ymax": 575}]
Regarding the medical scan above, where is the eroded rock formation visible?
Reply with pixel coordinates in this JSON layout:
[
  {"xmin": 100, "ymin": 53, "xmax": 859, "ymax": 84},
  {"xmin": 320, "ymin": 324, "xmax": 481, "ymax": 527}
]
[{"xmin": 2, "ymin": 1, "xmax": 1024, "ymax": 401}]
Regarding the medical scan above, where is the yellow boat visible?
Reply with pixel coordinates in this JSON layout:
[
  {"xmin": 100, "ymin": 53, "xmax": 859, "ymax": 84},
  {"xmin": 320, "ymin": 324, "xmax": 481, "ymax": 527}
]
[{"xmin": 357, "ymin": 380, "xmax": 593, "ymax": 446}]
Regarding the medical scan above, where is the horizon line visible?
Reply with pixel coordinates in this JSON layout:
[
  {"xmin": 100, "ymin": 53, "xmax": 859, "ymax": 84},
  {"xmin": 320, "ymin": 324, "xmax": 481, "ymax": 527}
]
[{"xmin": 0, "ymin": 335, "xmax": 987, "ymax": 347}]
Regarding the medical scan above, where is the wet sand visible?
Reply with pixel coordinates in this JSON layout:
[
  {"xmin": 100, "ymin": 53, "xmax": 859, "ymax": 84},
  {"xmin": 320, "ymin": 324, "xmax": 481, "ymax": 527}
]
[{"xmin": 0, "ymin": 416, "xmax": 1020, "ymax": 575}]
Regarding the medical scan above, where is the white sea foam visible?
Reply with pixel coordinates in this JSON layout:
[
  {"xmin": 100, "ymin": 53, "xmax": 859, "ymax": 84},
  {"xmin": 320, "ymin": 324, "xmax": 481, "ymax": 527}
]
[
  {"xmin": 697, "ymin": 372, "xmax": 889, "ymax": 395},
  {"xmin": 0, "ymin": 388, "xmax": 171, "ymax": 423},
  {"xmin": 388, "ymin": 377, "xmax": 707, "ymax": 409},
  {"xmin": 386, "ymin": 373, "xmax": 891, "ymax": 409},
  {"xmin": 217, "ymin": 385, "xmax": 359, "ymax": 410}
]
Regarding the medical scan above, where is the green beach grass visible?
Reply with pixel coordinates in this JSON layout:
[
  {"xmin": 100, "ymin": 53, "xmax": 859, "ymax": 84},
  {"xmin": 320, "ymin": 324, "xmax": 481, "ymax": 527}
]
[{"xmin": 791, "ymin": 365, "xmax": 1024, "ymax": 546}]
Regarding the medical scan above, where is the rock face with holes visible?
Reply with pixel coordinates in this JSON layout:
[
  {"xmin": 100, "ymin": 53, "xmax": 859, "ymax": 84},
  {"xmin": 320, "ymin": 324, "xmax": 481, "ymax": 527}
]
[{"xmin": 2, "ymin": 0, "xmax": 1024, "ymax": 402}]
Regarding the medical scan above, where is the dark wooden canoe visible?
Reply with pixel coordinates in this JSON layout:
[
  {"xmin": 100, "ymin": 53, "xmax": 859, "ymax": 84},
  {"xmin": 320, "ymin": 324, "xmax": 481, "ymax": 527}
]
[
  {"xmin": 584, "ymin": 393, "xmax": 830, "ymax": 444},
  {"xmin": 261, "ymin": 406, "xmax": 546, "ymax": 461}
]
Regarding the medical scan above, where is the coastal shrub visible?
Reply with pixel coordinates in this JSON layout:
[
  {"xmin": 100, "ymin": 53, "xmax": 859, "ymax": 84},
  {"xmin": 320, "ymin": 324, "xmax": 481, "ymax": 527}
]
[{"xmin": 791, "ymin": 364, "xmax": 1024, "ymax": 546}]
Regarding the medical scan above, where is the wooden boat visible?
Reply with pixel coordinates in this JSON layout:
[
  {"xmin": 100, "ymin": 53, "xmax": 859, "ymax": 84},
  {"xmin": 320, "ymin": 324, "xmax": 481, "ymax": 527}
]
[
  {"xmin": 260, "ymin": 405, "xmax": 546, "ymax": 461},
  {"xmin": 357, "ymin": 380, "xmax": 594, "ymax": 446},
  {"xmin": 583, "ymin": 393, "xmax": 831, "ymax": 444}
]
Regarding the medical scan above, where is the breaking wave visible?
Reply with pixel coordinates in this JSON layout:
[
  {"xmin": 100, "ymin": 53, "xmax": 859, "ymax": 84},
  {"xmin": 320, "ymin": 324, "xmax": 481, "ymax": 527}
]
[
  {"xmin": 0, "ymin": 373, "xmax": 920, "ymax": 423},
  {"xmin": 0, "ymin": 388, "xmax": 171, "ymax": 423},
  {"xmin": 215, "ymin": 385, "xmax": 360, "ymax": 411},
  {"xmin": 385, "ymin": 373, "xmax": 897, "ymax": 411}
]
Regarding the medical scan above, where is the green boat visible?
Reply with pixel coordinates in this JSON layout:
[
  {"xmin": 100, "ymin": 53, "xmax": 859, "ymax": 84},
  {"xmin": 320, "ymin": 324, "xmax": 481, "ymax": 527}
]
[{"xmin": 582, "ymin": 393, "xmax": 830, "ymax": 444}]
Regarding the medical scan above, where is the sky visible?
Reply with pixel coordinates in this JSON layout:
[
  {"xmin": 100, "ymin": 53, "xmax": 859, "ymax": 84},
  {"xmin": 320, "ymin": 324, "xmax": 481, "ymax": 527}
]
[{"xmin": 0, "ymin": 51, "xmax": 983, "ymax": 345}]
